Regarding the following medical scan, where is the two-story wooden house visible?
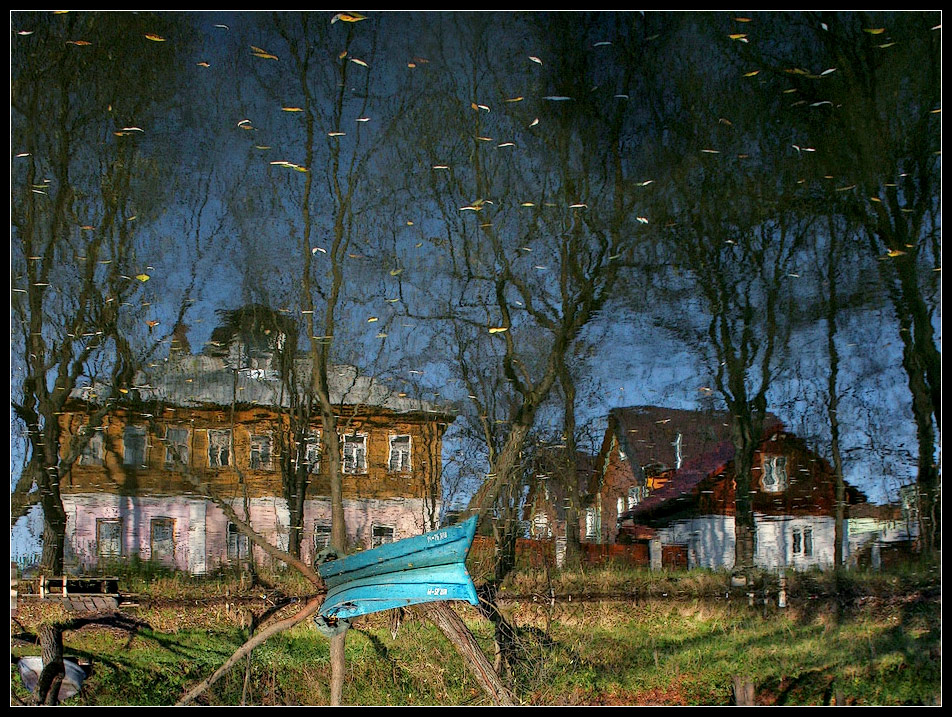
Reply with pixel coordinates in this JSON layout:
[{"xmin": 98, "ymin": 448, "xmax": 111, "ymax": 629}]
[{"xmin": 57, "ymin": 306, "xmax": 455, "ymax": 574}]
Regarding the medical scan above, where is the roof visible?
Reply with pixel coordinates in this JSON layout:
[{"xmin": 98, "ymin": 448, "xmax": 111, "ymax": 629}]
[
  {"xmin": 618, "ymin": 438, "xmax": 737, "ymax": 522},
  {"xmin": 605, "ymin": 405, "xmax": 781, "ymax": 481},
  {"xmin": 72, "ymin": 357, "xmax": 452, "ymax": 416},
  {"xmin": 69, "ymin": 304, "xmax": 454, "ymax": 417}
]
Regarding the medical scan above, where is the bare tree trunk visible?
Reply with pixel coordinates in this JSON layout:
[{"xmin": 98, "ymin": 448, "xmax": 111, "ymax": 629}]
[
  {"xmin": 34, "ymin": 623, "xmax": 65, "ymax": 706},
  {"xmin": 417, "ymin": 603, "xmax": 516, "ymax": 706},
  {"xmin": 329, "ymin": 633, "xmax": 346, "ymax": 705}
]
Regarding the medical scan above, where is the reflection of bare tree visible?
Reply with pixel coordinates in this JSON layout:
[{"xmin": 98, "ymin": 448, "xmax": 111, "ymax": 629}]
[{"xmin": 11, "ymin": 12, "xmax": 202, "ymax": 703}]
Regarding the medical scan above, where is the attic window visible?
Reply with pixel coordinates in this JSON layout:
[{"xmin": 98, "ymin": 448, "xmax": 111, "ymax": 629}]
[{"xmin": 761, "ymin": 455, "xmax": 788, "ymax": 493}]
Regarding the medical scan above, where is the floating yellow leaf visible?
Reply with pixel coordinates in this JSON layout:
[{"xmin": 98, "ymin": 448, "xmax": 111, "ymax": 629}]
[
  {"xmin": 505, "ymin": 96, "xmax": 524, "ymax": 102},
  {"xmin": 67, "ymin": 40, "xmax": 92, "ymax": 46},
  {"xmin": 743, "ymin": 70, "xmax": 760, "ymax": 77},
  {"xmin": 863, "ymin": 28, "xmax": 886, "ymax": 34},
  {"xmin": 135, "ymin": 273, "xmax": 150, "ymax": 282},
  {"xmin": 327, "ymin": 131, "xmax": 345, "ymax": 137},
  {"xmin": 144, "ymin": 33, "xmax": 166, "ymax": 42},
  {"xmin": 529, "ymin": 55, "xmax": 542, "ymax": 64},
  {"xmin": 350, "ymin": 57, "xmax": 368, "ymax": 67},
  {"xmin": 488, "ymin": 327, "xmax": 508, "ymax": 334},
  {"xmin": 734, "ymin": 17, "xmax": 751, "ymax": 22},
  {"xmin": 253, "ymin": 52, "xmax": 278, "ymax": 60},
  {"xmin": 282, "ymin": 107, "xmax": 304, "ymax": 112},
  {"xmin": 367, "ymin": 316, "xmax": 378, "ymax": 322},
  {"xmin": 729, "ymin": 33, "xmax": 747, "ymax": 40},
  {"xmin": 331, "ymin": 12, "xmax": 366, "ymax": 23},
  {"xmin": 886, "ymin": 249, "xmax": 906, "ymax": 257},
  {"xmin": 197, "ymin": 61, "xmax": 210, "ymax": 67},
  {"xmin": 146, "ymin": 320, "xmax": 160, "ymax": 328}
]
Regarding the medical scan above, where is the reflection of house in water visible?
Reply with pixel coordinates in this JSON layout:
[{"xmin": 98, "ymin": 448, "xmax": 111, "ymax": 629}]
[
  {"xmin": 59, "ymin": 306, "xmax": 454, "ymax": 574},
  {"xmin": 528, "ymin": 406, "xmax": 913, "ymax": 571}
]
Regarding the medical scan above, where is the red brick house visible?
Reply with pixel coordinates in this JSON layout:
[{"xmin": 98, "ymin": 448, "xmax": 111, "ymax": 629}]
[
  {"xmin": 608, "ymin": 407, "xmax": 867, "ymax": 571},
  {"xmin": 525, "ymin": 406, "xmax": 869, "ymax": 571}
]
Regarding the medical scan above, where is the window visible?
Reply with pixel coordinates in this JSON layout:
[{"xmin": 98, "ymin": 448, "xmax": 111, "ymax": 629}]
[
  {"xmin": 372, "ymin": 525, "xmax": 395, "ymax": 548},
  {"xmin": 792, "ymin": 528, "xmax": 802, "ymax": 555},
  {"xmin": 207, "ymin": 429, "xmax": 231, "ymax": 467},
  {"xmin": 123, "ymin": 426, "xmax": 147, "ymax": 468},
  {"xmin": 761, "ymin": 455, "xmax": 788, "ymax": 493},
  {"xmin": 303, "ymin": 432, "xmax": 321, "ymax": 474},
  {"xmin": 532, "ymin": 513, "xmax": 551, "ymax": 539},
  {"xmin": 97, "ymin": 518, "xmax": 122, "ymax": 558},
  {"xmin": 627, "ymin": 486, "xmax": 641, "ymax": 509},
  {"xmin": 584, "ymin": 507, "xmax": 599, "ymax": 541},
  {"xmin": 313, "ymin": 523, "xmax": 332, "ymax": 551},
  {"xmin": 164, "ymin": 427, "xmax": 189, "ymax": 468},
  {"xmin": 803, "ymin": 527, "xmax": 813, "ymax": 557},
  {"xmin": 250, "ymin": 434, "xmax": 273, "ymax": 470},
  {"xmin": 79, "ymin": 430, "xmax": 104, "ymax": 466},
  {"xmin": 341, "ymin": 434, "xmax": 367, "ymax": 474},
  {"xmin": 388, "ymin": 434, "xmax": 411, "ymax": 472},
  {"xmin": 226, "ymin": 522, "xmax": 250, "ymax": 561},
  {"xmin": 150, "ymin": 518, "xmax": 175, "ymax": 564}
]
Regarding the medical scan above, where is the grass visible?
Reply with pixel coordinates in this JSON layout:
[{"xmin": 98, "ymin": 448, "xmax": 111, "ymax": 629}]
[{"xmin": 11, "ymin": 561, "xmax": 941, "ymax": 706}]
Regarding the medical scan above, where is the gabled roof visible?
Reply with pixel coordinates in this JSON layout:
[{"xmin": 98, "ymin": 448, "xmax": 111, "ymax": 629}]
[
  {"xmin": 604, "ymin": 405, "xmax": 781, "ymax": 482},
  {"xmin": 618, "ymin": 438, "xmax": 737, "ymax": 522}
]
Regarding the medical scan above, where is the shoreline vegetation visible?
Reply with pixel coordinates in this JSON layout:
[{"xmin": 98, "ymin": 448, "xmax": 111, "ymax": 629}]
[{"xmin": 11, "ymin": 561, "xmax": 941, "ymax": 706}]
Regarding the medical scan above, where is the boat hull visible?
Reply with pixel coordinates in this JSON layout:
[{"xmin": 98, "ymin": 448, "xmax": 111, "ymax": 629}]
[{"xmin": 317, "ymin": 517, "xmax": 479, "ymax": 620}]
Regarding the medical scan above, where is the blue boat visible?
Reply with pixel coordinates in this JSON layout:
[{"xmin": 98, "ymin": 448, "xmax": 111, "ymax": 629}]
[{"xmin": 317, "ymin": 516, "xmax": 480, "ymax": 622}]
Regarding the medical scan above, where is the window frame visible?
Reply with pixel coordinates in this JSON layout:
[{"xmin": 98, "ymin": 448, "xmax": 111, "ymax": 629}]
[
  {"xmin": 96, "ymin": 518, "xmax": 123, "ymax": 558},
  {"xmin": 341, "ymin": 433, "xmax": 368, "ymax": 475},
  {"xmin": 303, "ymin": 431, "xmax": 322, "ymax": 474},
  {"xmin": 761, "ymin": 454, "xmax": 788, "ymax": 493},
  {"xmin": 249, "ymin": 433, "xmax": 273, "ymax": 470},
  {"xmin": 79, "ymin": 429, "xmax": 105, "ymax": 467},
  {"xmin": 226, "ymin": 521, "xmax": 250, "ymax": 561},
  {"xmin": 388, "ymin": 434, "xmax": 412, "ymax": 473},
  {"xmin": 371, "ymin": 524, "xmax": 395, "ymax": 548},
  {"xmin": 207, "ymin": 429, "xmax": 232, "ymax": 468},
  {"xmin": 164, "ymin": 426, "xmax": 190, "ymax": 469},
  {"xmin": 150, "ymin": 517, "xmax": 175, "ymax": 564},
  {"xmin": 313, "ymin": 523, "xmax": 332, "ymax": 552},
  {"xmin": 122, "ymin": 425, "xmax": 148, "ymax": 468}
]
